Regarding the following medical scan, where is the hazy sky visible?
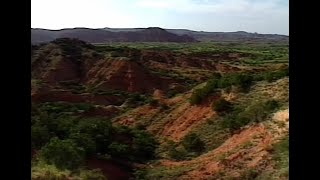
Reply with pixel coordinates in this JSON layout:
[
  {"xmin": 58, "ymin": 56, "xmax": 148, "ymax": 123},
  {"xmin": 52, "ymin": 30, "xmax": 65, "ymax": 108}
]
[{"xmin": 31, "ymin": 0, "xmax": 289, "ymax": 35}]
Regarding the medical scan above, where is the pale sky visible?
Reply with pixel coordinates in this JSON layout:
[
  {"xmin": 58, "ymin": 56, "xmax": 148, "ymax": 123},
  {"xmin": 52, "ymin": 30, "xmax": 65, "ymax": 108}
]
[{"xmin": 31, "ymin": 0, "xmax": 289, "ymax": 35}]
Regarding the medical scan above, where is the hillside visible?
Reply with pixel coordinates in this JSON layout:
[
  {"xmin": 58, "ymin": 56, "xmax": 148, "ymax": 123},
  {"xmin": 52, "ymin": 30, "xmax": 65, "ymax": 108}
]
[
  {"xmin": 31, "ymin": 27, "xmax": 288, "ymax": 44},
  {"xmin": 31, "ymin": 38, "xmax": 289, "ymax": 180}
]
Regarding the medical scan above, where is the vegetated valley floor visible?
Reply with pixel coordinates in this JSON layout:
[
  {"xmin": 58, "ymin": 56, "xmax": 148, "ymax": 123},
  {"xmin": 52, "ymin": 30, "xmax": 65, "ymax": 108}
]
[{"xmin": 31, "ymin": 39, "xmax": 289, "ymax": 180}]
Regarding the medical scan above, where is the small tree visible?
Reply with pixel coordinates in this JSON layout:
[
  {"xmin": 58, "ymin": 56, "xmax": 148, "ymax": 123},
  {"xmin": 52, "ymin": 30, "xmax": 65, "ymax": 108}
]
[
  {"xmin": 264, "ymin": 100, "xmax": 279, "ymax": 111},
  {"xmin": 168, "ymin": 146, "xmax": 188, "ymax": 160},
  {"xmin": 232, "ymin": 74, "xmax": 253, "ymax": 91},
  {"xmin": 212, "ymin": 98, "xmax": 233, "ymax": 115},
  {"xmin": 189, "ymin": 90, "xmax": 203, "ymax": 105},
  {"xmin": 181, "ymin": 133, "xmax": 205, "ymax": 153}
]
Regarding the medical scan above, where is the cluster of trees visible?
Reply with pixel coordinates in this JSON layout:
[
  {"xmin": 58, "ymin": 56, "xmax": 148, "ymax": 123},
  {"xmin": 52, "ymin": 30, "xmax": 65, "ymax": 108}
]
[
  {"xmin": 32, "ymin": 103, "xmax": 159, "ymax": 171},
  {"xmin": 190, "ymin": 66, "xmax": 289, "ymax": 105},
  {"xmin": 193, "ymin": 96, "xmax": 280, "ymax": 135},
  {"xmin": 190, "ymin": 73, "xmax": 253, "ymax": 105},
  {"xmin": 94, "ymin": 45, "xmax": 142, "ymax": 61},
  {"xmin": 36, "ymin": 102, "xmax": 95, "ymax": 116},
  {"xmin": 255, "ymin": 66, "xmax": 289, "ymax": 82},
  {"xmin": 221, "ymin": 100, "xmax": 279, "ymax": 132}
]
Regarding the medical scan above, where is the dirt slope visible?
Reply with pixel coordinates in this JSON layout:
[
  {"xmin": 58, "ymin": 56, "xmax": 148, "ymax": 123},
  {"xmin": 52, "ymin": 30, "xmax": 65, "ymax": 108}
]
[
  {"xmin": 156, "ymin": 108, "xmax": 289, "ymax": 179},
  {"xmin": 133, "ymin": 77, "xmax": 289, "ymax": 179},
  {"xmin": 160, "ymin": 101, "xmax": 216, "ymax": 141},
  {"xmin": 84, "ymin": 59, "xmax": 171, "ymax": 93},
  {"xmin": 115, "ymin": 89, "xmax": 218, "ymax": 142}
]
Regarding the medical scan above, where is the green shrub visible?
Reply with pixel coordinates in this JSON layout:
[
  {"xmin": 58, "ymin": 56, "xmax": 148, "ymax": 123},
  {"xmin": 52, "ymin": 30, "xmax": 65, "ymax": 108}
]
[
  {"xmin": 72, "ymin": 118, "xmax": 113, "ymax": 154},
  {"xmin": 160, "ymin": 103, "xmax": 170, "ymax": 110},
  {"xmin": 128, "ymin": 93, "xmax": 143, "ymax": 101},
  {"xmin": 265, "ymin": 72, "xmax": 276, "ymax": 82},
  {"xmin": 135, "ymin": 123, "xmax": 147, "ymax": 130},
  {"xmin": 75, "ymin": 103, "xmax": 95, "ymax": 111},
  {"xmin": 189, "ymin": 80, "xmax": 218, "ymax": 105},
  {"xmin": 131, "ymin": 130, "xmax": 159, "ymax": 161},
  {"xmin": 32, "ymin": 113, "xmax": 77, "ymax": 140},
  {"xmin": 256, "ymin": 66, "xmax": 289, "ymax": 82},
  {"xmin": 265, "ymin": 100, "xmax": 279, "ymax": 111},
  {"xmin": 32, "ymin": 124, "xmax": 51, "ymax": 149},
  {"xmin": 133, "ymin": 169, "xmax": 147, "ymax": 180},
  {"xmin": 165, "ymin": 140, "xmax": 188, "ymax": 160},
  {"xmin": 108, "ymin": 142, "xmax": 129, "ymax": 157},
  {"xmin": 166, "ymin": 89, "xmax": 179, "ymax": 98},
  {"xmin": 211, "ymin": 72, "xmax": 222, "ymax": 79},
  {"xmin": 217, "ymin": 77, "xmax": 232, "ymax": 88},
  {"xmin": 231, "ymin": 74, "xmax": 253, "ymax": 91},
  {"xmin": 181, "ymin": 133, "xmax": 205, "ymax": 153},
  {"xmin": 189, "ymin": 89, "xmax": 205, "ymax": 105},
  {"xmin": 148, "ymin": 99, "xmax": 159, "ymax": 106},
  {"xmin": 54, "ymin": 116, "xmax": 78, "ymax": 139},
  {"xmin": 168, "ymin": 146, "xmax": 188, "ymax": 161},
  {"xmin": 69, "ymin": 132, "xmax": 96, "ymax": 155},
  {"xmin": 222, "ymin": 114, "xmax": 251, "ymax": 132},
  {"xmin": 31, "ymin": 163, "xmax": 72, "ymax": 180},
  {"xmin": 222, "ymin": 100, "xmax": 280, "ymax": 132},
  {"xmin": 127, "ymin": 93, "xmax": 150, "ymax": 106},
  {"xmin": 212, "ymin": 98, "xmax": 233, "ymax": 115},
  {"xmin": 239, "ymin": 100, "xmax": 279, "ymax": 123},
  {"xmin": 32, "ymin": 163, "xmax": 107, "ymax": 180},
  {"xmin": 80, "ymin": 169, "xmax": 107, "ymax": 180},
  {"xmin": 39, "ymin": 138, "xmax": 85, "ymax": 170}
]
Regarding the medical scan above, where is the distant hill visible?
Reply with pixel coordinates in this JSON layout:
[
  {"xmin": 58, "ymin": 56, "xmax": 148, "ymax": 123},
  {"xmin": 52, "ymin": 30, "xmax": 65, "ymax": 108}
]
[
  {"xmin": 166, "ymin": 29, "xmax": 288, "ymax": 43},
  {"xmin": 31, "ymin": 27, "xmax": 197, "ymax": 44},
  {"xmin": 31, "ymin": 27, "xmax": 288, "ymax": 44}
]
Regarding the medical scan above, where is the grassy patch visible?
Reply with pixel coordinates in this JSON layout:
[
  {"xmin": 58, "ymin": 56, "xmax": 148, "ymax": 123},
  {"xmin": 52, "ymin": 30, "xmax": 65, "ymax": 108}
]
[
  {"xmin": 272, "ymin": 136, "xmax": 289, "ymax": 178},
  {"xmin": 31, "ymin": 161, "xmax": 107, "ymax": 180},
  {"xmin": 255, "ymin": 135, "xmax": 289, "ymax": 180},
  {"xmin": 191, "ymin": 118, "xmax": 230, "ymax": 151},
  {"xmin": 137, "ymin": 165, "xmax": 196, "ymax": 180}
]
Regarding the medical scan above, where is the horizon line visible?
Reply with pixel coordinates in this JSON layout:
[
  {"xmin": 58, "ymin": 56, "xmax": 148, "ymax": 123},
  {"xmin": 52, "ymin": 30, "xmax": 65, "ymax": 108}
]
[{"xmin": 31, "ymin": 26, "xmax": 289, "ymax": 36}]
